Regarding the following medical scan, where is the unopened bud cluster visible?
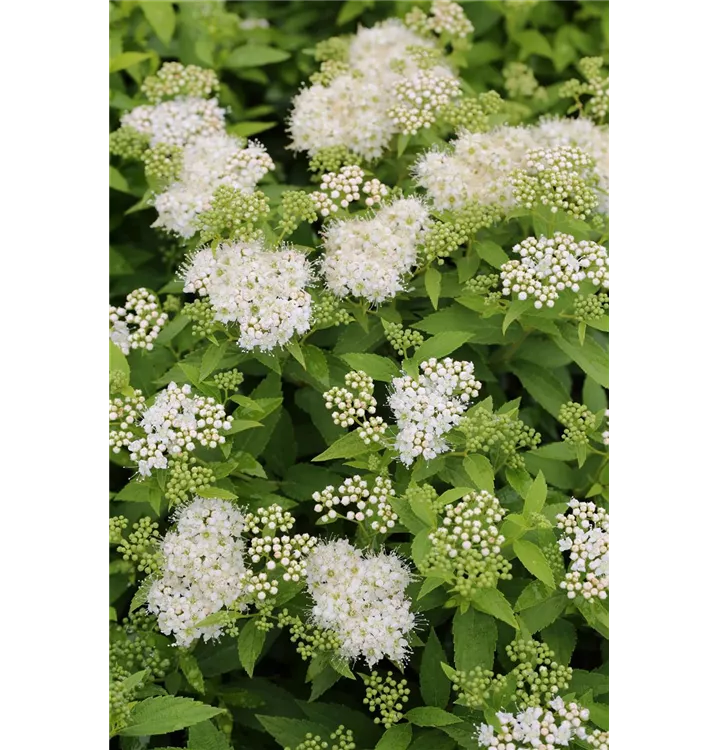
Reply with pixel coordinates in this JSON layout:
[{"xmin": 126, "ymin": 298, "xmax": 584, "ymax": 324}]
[
  {"xmin": 556, "ymin": 498, "xmax": 609, "ymax": 601},
  {"xmin": 142, "ymin": 62, "xmax": 219, "ymax": 103},
  {"xmin": 559, "ymin": 56, "xmax": 609, "ymax": 123},
  {"xmin": 109, "ymin": 389, "xmax": 146, "ymax": 453},
  {"xmin": 507, "ymin": 638, "xmax": 572, "ymax": 709},
  {"xmin": 558, "ymin": 402, "xmax": 597, "ymax": 445},
  {"xmin": 141, "ymin": 143, "xmax": 183, "ymax": 183},
  {"xmin": 116, "ymin": 516, "xmax": 163, "ymax": 575},
  {"xmin": 165, "ymin": 454, "xmax": 215, "ymax": 506},
  {"xmin": 197, "ymin": 184, "xmax": 269, "ymax": 242},
  {"xmin": 278, "ymin": 190, "xmax": 319, "ymax": 236},
  {"xmin": 310, "ymin": 166, "xmax": 388, "ymax": 216},
  {"xmin": 312, "ymin": 293, "xmax": 352, "ymax": 328},
  {"xmin": 324, "ymin": 371, "xmax": 387, "ymax": 445},
  {"xmin": 183, "ymin": 299, "xmax": 217, "ymax": 337},
  {"xmin": 425, "ymin": 490, "xmax": 511, "ymax": 594},
  {"xmin": 389, "ymin": 71, "xmax": 461, "ymax": 135},
  {"xmin": 213, "ymin": 368, "xmax": 244, "ymax": 392},
  {"xmin": 451, "ymin": 667, "xmax": 507, "ymax": 709},
  {"xmin": 510, "ymin": 146, "xmax": 599, "ymax": 219},
  {"xmin": 110, "ymin": 288, "xmax": 168, "ymax": 355},
  {"xmin": 503, "ymin": 62, "xmax": 541, "ymax": 100},
  {"xmin": 288, "ymin": 725, "xmax": 356, "ymax": 750},
  {"xmin": 574, "ymin": 292, "xmax": 609, "ymax": 322},
  {"xmin": 361, "ymin": 671, "xmax": 410, "ymax": 728},
  {"xmin": 405, "ymin": 1, "xmax": 474, "ymax": 39},
  {"xmin": 461, "ymin": 407, "xmax": 541, "ymax": 469},
  {"xmin": 384, "ymin": 321, "xmax": 424, "ymax": 357},
  {"xmin": 500, "ymin": 232, "xmax": 609, "ymax": 309},
  {"xmin": 313, "ymin": 475, "xmax": 397, "ymax": 533},
  {"xmin": 109, "ymin": 126, "xmax": 149, "ymax": 160}
]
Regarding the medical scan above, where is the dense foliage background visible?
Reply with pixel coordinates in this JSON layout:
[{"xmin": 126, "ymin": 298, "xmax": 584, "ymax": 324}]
[{"xmin": 110, "ymin": 3, "xmax": 609, "ymax": 749}]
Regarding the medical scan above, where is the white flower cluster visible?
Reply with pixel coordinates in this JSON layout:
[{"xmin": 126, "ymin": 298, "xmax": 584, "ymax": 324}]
[
  {"xmin": 109, "ymin": 389, "xmax": 146, "ymax": 453},
  {"xmin": 312, "ymin": 475, "xmax": 398, "ymax": 533},
  {"xmin": 322, "ymin": 197, "xmax": 431, "ymax": 304},
  {"xmin": 182, "ymin": 240, "xmax": 313, "ymax": 351},
  {"xmin": 389, "ymin": 69, "xmax": 461, "ymax": 135},
  {"xmin": 406, "ymin": 1, "xmax": 474, "ymax": 39},
  {"xmin": 109, "ymin": 288, "xmax": 168, "ymax": 355},
  {"xmin": 500, "ymin": 232, "xmax": 609, "ymax": 309},
  {"xmin": 304, "ymin": 539, "xmax": 415, "ymax": 667},
  {"xmin": 289, "ymin": 19, "xmax": 459, "ymax": 159},
  {"xmin": 475, "ymin": 697, "xmax": 592, "ymax": 750},
  {"xmin": 556, "ymin": 498, "xmax": 609, "ymax": 601},
  {"xmin": 388, "ymin": 357, "xmax": 481, "ymax": 465},
  {"xmin": 128, "ymin": 382, "xmax": 233, "ymax": 477},
  {"xmin": 153, "ymin": 133, "xmax": 274, "ymax": 238},
  {"xmin": 121, "ymin": 96, "xmax": 225, "ymax": 148},
  {"xmin": 147, "ymin": 497, "xmax": 249, "ymax": 647},
  {"xmin": 413, "ymin": 118, "xmax": 609, "ymax": 213},
  {"xmin": 310, "ymin": 165, "xmax": 390, "ymax": 217},
  {"xmin": 323, "ymin": 370, "xmax": 387, "ymax": 444}
]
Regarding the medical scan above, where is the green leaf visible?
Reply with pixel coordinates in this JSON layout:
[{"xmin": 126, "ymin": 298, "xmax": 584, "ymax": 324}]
[
  {"xmin": 312, "ymin": 430, "xmax": 371, "ymax": 462},
  {"xmin": 503, "ymin": 299, "xmax": 533, "ymax": 334},
  {"xmin": 225, "ymin": 45, "xmax": 291, "ymax": 68},
  {"xmin": 463, "ymin": 454, "xmax": 494, "ymax": 492},
  {"xmin": 553, "ymin": 325, "xmax": 609, "ymax": 388},
  {"xmin": 304, "ymin": 345, "xmax": 330, "ymax": 386},
  {"xmin": 436, "ymin": 487, "xmax": 473, "ymax": 507},
  {"xmin": 196, "ymin": 487, "xmax": 238, "ymax": 500},
  {"xmin": 523, "ymin": 471, "xmax": 547, "ymax": 516},
  {"xmin": 575, "ymin": 598, "xmax": 609, "ymax": 639},
  {"xmin": 376, "ymin": 723, "xmax": 413, "ymax": 750},
  {"xmin": 237, "ymin": 619, "xmax": 266, "ymax": 677},
  {"xmin": 224, "ymin": 419, "xmax": 263, "ymax": 436},
  {"xmin": 409, "ymin": 493, "xmax": 436, "ymax": 528},
  {"xmin": 513, "ymin": 539, "xmax": 555, "ymax": 589},
  {"xmin": 140, "ymin": 2, "xmax": 176, "ymax": 46},
  {"xmin": 541, "ymin": 619, "xmax": 577, "ymax": 666},
  {"xmin": 110, "ymin": 340, "xmax": 130, "ymax": 377},
  {"xmin": 226, "ymin": 120, "xmax": 277, "ymax": 137},
  {"xmin": 511, "ymin": 361, "xmax": 570, "ymax": 418},
  {"xmin": 425, "ymin": 267, "xmax": 442, "ymax": 310},
  {"xmin": 120, "ymin": 696, "xmax": 223, "ymax": 736},
  {"xmin": 256, "ymin": 717, "xmax": 328, "ymax": 748},
  {"xmin": 110, "ymin": 166, "xmax": 132, "ymax": 193},
  {"xmin": 420, "ymin": 629, "xmax": 451, "ymax": 708},
  {"xmin": 519, "ymin": 594, "xmax": 567, "ymax": 634},
  {"xmin": 505, "ymin": 466, "xmax": 532, "ymax": 498},
  {"xmin": 179, "ymin": 652, "xmax": 205, "ymax": 695},
  {"xmin": 412, "ymin": 529, "xmax": 433, "ymax": 568},
  {"xmin": 411, "ymin": 331, "xmax": 473, "ymax": 364},
  {"xmin": 286, "ymin": 339, "xmax": 306, "ymax": 368},
  {"xmin": 471, "ymin": 588, "xmax": 518, "ymax": 628},
  {"xmin": 453, "ymin": 608, "xmax": 497, "ymax": 672},
  {"xmin": 418, "ymin": 576, "xmax": 448, "ymax": 599},
  {"xmin": 476, "ymin": 241, "xmax": 510, "ymax": 269},
  {"xmin": 130, "ymin": 578, "xmax": 152, "ymax": 612},
  {"xmin": 405, "ymin": 707, "xmax": 462, "ymax": 727},
  {"xmin": 109, "ymin": 51, "xmax": 153, "ymax": 73},
  {"xmin": 396, "ymin": 132, "xmax": 411, "ymax": 157},
  {"xmin": 339, "ymin": 353, "xmax": 401, "ymax": 382},
  {"xmin": 188, "ymin": 720, "xmax": 232, "ymax": 750},
  {"xmin": 200, "ymin": 341, "xmax": 228, "ymax": 381},
  {"xmin": 515, "ymin": 29, "xmax": 554, "ymax": 59}
]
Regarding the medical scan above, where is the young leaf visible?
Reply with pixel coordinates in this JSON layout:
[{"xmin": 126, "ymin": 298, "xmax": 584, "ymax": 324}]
[
  {"xmin": 513, "ymin": 539, "xmax": 555, "ymax": 589},
  {"xmin": 523, "ymin": 471, "xmax": 547, "ymax": 516},
  {"xmin": 425, "ymin": 267, "xmax": 442, "ymax": 310},
  {"xmin": 237, "ymin": 619, "xmax": 266, "ymax": 677},
  {"xmin": 312, "ymin": 431, "xmax": 371, "ymax": 462},
  {"xmin": 471, "ymin": 588, "xmax": 518, "ymax": 628},
  {"xmin": 405, "ymin": 707, "xmax": 462, "ymax": 727},
  {"xmin": 411, "ymin": 331, "xmax": 473, "ymax": 364},
  {"xmin": 120, "ymin": 696, "xmax": 224, "ymax": 736},
  {"xmin": 463, "ymin": 454, "xmax": 494, "ymax": 492},
  {"xmin": 140, "ymin": 2, "xmax": 176, "ymax": 46},
  {"xmin": 179, "ymin": 652, "xmax": 205, "ymax": 695},
  {"xmin": 420, "ymin": 629, "xmax": 451, "ymax": 708},
  {"xmin": 225, "ymin": 45, "xmax": 291, "ymax": 68}
]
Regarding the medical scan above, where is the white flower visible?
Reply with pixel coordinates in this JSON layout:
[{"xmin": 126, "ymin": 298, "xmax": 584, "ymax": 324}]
[
  {"xmin": 182, "ymin": 240, "xmax": 314, "ymax": 351},
  {"xmin": 121, "ymin": 96, "xmax": 225, "ymax": 148},
  {"xmin": 322, "ymin": 197, "xmax": 431, "ymax": 304},
  {"xmin": 147, "ymin": 497, "xmax": 248, "ymax": 647},
  {"xmin": 388, "ymin": 357, "xmax": 481, "ymax": 465},
  {"xmin": 153, "ymin": 133, "xmax": 274, "ymax": 239},
  {"xmin": 304, "ymin": 539, "xmax": 415, "ymax": 667}
]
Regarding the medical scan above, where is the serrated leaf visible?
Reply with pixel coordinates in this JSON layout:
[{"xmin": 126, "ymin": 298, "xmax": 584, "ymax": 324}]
[
  {"xmin": 286, "ymin": 339, "xmax": 306, "ymax": 368},
  {"xmin": 513, "ymin": 539, "xmax": 555, "ymax": 589},
  {"xmin": 420, "ymin": 629, "xmax": 451, "ymax": 708},
  {"xmin": 477, "ymin": 241, "xmax": 509, "ymax": 269},
  {"xmin": 196, "ymin": 487, "xmax": 238, "ymax": 500},
  {"xmin": 120, "ymin": 696, "xmax": 223, "ymax": 736},
  {"xmin": 453, "ymin": 608, "xmax": 497, "ymax": 672},
  {"xmin": 463, "ymin": 454, "xmax": 494, "ymax": 492},
  {"xmin": 179, "ymin": 652, "xmax": 205, "ymax": 695},
  {"xmin": 405, "ymin": 707, "xmax": 462, "ymax": 727},
  {"xmin": 339, "ymin": 353, "xmax": 401, "ymax": 382},
  {"xmin": 188, "ymin": 720, "xmax": 232, "ymax": 750},
  {"xmin": 523, "ymin": 471, "xmax": 547, "ymax": 516},
  {"xmin": 503, "ymin": 299, "xmax": 532, "ymax": 334},
  {"xmin": 200, "ymin": 341, "xmax": 228, "ymax": 381},
  {"xmin": 256, "ymin": 716, "xmax": 328, "ymax": 747},
  {"xmin": 519, "ymin": 595, "xmax": 567, "ymax": 634},
  {"xmin": 553, "ymin": 325, "xmax": 609, "ymax": 388},
  {"xmin": 225, "ymin": 45, "xmax": 291, "ymax": 68},
  {"xmin": 130, "ymin": 578, "xmax": 152, "ymax": 612},
  {"xmin": 541, "ymin": 619, "xmax": 577, "ymax": 665},
  {"xmin": 312, "ymin": 430, "xmax": 371, "ymax": 462},
  {"xmin": 376, "ymin": 723, "xmax": 412, "ymax": 750},
  {"xmin": 411, "ymin": 331, "xmax": 473, "ymax": 365},
  {"xmin": 511, "ymin": 361, "xmax": 570, "ymax": 418},
  {"xmin": 412, "ymin": 529, "xmax": 433, "ymax": 568},
  {"xmin": 237, "ymin": 620, "xmax": 266, "ymax": 677},
  {"xmin": 409, "ymin": 494, "xmax": 436, "ymax": 528},
  {"xmin": 418, "ymin": 576, "xmax": 448, "ymax": 599},
  {"xmin": 425, "ymin": 267, "xmax": 442, "ymax": 310},
  {"xmin": 471, "ymin": 588, "xmax": 518, "ymax": 628},
  {"xmin": 140, "ymin": 2, "xmax": 175, "ymax": 46},
  {"xmin": 304, "ymin": 344, "xmax": 329, "ymax": 385}
]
